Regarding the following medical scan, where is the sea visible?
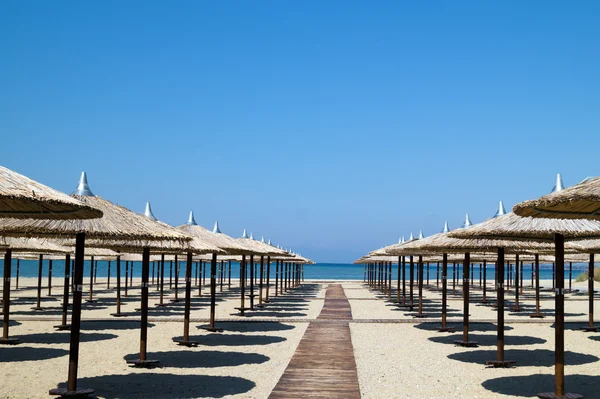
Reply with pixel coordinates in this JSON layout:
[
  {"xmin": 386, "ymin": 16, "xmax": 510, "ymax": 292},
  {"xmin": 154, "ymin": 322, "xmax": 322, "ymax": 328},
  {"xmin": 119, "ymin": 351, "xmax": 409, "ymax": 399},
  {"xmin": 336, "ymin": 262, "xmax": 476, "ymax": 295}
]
[{"xmin": 2, "ymin": 259, "xmax": 591, "ymax": 282}]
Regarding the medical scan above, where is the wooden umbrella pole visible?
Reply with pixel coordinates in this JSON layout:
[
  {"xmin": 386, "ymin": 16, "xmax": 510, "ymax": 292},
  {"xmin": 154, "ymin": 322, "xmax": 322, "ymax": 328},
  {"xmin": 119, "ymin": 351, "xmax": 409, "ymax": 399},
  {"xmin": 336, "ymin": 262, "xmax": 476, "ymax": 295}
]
[
  {"xmin": 530, "ymin": 254, "xmax": 543, "ymax": 318},
  {"xmin": 249, "ymin": 255, "xmax": 255, "ymax": 309},
  {"xmin": 151, "ymin": 261, "xmax": 155, "ymax": 286},
  {"xmin": 124, "ymin": 261, "xmax": 129, "ymax": 297},
  {"xmin": 1, "ymin": 249, "xmax": 19, "ymax": 344},
  {"xmin": 582, "ymin": 253, "xmax": 597, "ymax": 332},
  {"xmin": 426, "ymin": 262, "xmax": 429, "ymax": 287},
  {"xmin": 106, "ymin": 261, "xmax": 110, "ymax": 290},
  {"xmin": 130, "ymin": 261, "xmax": 133, "ymax": 287},
  {"xmin": 239, "ymin": 255, "xmax": 246, "ymax": 315},
  {"xmin": 479, "ymin": 263, "xmax": 482, "ymax": 289},
  {"xmin": 87, "ymin": 256, "xmax": 95, "ymax": 303},
  {"xmin": 402, "ymin": 256, "xmax": 406, "ymax": 305},
  {"xmin": 438, "ymin": 253, "xmax": 453, "ymax": 332},
  {"xmin": 128, "ymin": 247, "xmax": 159, "ymax": 367},
  {"xmin": 409, "ymin": 256, "xmax": 414, "ymax": 309},
  {"xmin": 436, "ymin": 261, "xmax": 440, "ymax": 290},
  {"xmin": 552, "ymin": 262, "xmax": 555, "ymax": 290},
  {"xmin": 531, "ymin": 263, "xmax": 534, "ymax": 288},
  {"xmin": 485, "ymin": 247, "xmax": 514, "ymax": 367},
  {"xmin": 55, "ymin": 253, "xmax": 71, "ymax": 330},
  {"xmin": 482, "ymin": 260, "xmax": 488, "ymax": 303},
  {"xmin": 258, "ymin": 256, "xmax": 264, "ymax": 306},
  {"xmin": 275, "ymin": 260, "xmax": 279, "ymax": 297},
  {"xmin": 48, "ymin": 259, "xmax": 53, "ymax": 296},
  {"xmin": 50, "ymin": 232, "xmax": 95, "ymax": 397},
  {"xmin": 203, "ymin": 252, "xmax": 223, "ymax": 332},
  {"xmin": 197, "ymin": 262, "xmax": 202, "ymax": 297},
  {"xmin": 203, "ymin": 261, "xmax": 206, "ymax": 287},
  {"xmin": 173, "ymin": 250, "xmax": 198, "ymax": 347},
  {"xmin": 396, "ymin": 257, "xmax": 401, "ymax": 302},
  {"xmin": 520, "ymin": 260, "xmax": 524, "ymax": 295},
  {"xmin": 568, "ymin": 262, "xmax": 572, "ymax": 293},
  {"xmin": 455, "ymin": 252, "xmax": 477, "ymax": 347},
  {"xmin": 156, "ymin": 254, "xmax": 165, "ymax": 307},
  {"xmin": 512, "ymin": 254, "xmax": 521, "ymax": 312},
  {"xmin": 15, "ymin": 258, "xmax": 20, "ymax": 290},
  {"xmin": 228, "ymin": 260, "xmax": 231, "ymax": 289},
  {"xmin": 265, "ymin": 256, "xmax": 271, "ymax": 303},
  {"xmin": 93, "ymin": 260, "xmax": 97, "ymax": 284},
  {"xmin": 220, "ymin": 260, "xmax": 224, "ymax": 292},
  {"xmin": 172, "ymin": 255, "xmax": 179, "ymax": 302},
  {"xmin": 32, "ymin": 254, "xmax": 44, "ymax": 310},
  {"xmin": 110, "ymin": 256, "xmax": 125, "ymax": 318},
  {"xmin": 415, "ymin": 255, "xmax": 424, "ymax": 318},
  {"xmin": 452, "ymin": 262, "xmax": 456, "ymax": 295},
  {"xmin": 169, "ymin": 260, "xmax": 172, "ymax": 289},
  {"xmin": 388, "ymin": 261, "xmax": 392, "ymax": 298}
]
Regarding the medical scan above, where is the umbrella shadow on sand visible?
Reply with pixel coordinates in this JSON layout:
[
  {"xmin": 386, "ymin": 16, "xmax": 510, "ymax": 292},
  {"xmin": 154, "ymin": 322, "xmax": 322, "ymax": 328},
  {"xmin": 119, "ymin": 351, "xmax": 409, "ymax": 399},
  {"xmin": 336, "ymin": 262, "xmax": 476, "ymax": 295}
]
[
  {"xmin": 198, "ymin": 322, "xmax": 295, "ymax": 333},
  {"xmin": 448, "ymin": 349, "xmax": 598, "ymax": 367},
  {"xmin": 53, "ymin": 373, "xmax": 255, "ymax": 399},
  {"xmin": 123, "ymin": 350, "xmax": 269, "ymax": 368},
  {"xmin": 0, "ymin": 346, "xmax": 68, "ymax": 362},
  {"xmin": 482, "ymin": 374, "xmax": 600, "ymax": 397}
]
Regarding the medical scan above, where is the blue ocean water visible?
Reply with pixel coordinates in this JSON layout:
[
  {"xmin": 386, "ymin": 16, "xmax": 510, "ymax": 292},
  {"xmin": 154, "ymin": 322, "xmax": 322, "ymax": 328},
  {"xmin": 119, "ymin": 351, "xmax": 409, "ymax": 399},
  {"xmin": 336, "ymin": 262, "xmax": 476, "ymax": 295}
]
[{"xmin": 0, "ymin": 259, "xmax": 590, "ymax": 282}]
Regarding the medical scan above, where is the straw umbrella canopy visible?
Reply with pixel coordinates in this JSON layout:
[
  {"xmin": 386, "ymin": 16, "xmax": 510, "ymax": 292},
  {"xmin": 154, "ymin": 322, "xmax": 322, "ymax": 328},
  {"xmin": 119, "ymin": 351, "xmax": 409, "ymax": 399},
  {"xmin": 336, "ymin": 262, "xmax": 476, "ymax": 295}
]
[
  {"xmin": 0, "ymin": 165, "xmax": 102, "ymax": 219},
  {"xmin": 176, "ymin": 214, "xmax": 250, "ymax": 255},
  {"xmin": 449, "ymin": 210, "xmax": 600, "ymax": 399},
  {"xmin": 514, "ymin": 176, "xmax": 600, "ymax": 220},
  {"xmin": 0, "ymin": 172, "xmax": 191, "ymax": 397}
]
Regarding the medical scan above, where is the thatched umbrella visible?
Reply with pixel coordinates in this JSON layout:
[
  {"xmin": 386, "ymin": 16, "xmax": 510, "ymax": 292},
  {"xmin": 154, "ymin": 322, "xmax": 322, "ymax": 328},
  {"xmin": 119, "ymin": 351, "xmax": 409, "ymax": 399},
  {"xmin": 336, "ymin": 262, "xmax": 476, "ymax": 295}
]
[
  {"xmin": 568, "ymin": 239, "xmax": 600, "ymax": 333},
  {"xmin": 0, "ymin": 165, "xmax": 102, "ymax": 219},
  {"xmin": 236, "ymin": 231, "xmax": 287, "ymax": 312},
  {"xmin": 450, "ymin": 210, "xmax": 600, "ymax": 399},
  {"xmin": 0, "ymin": 172, "xmax": 191, "ymax": 398},
  {"xmin": 177, "ymin": 215, "xmax": 250, "ymax": 326}
]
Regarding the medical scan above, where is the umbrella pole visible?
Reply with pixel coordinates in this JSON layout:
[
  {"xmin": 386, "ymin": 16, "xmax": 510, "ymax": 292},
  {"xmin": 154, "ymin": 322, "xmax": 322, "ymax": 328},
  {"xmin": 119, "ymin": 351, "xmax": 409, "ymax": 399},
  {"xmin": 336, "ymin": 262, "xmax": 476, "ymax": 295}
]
[
  {"xmin": 481, "ymin": 260, "xmax": 488, "ymax": 304},
  {"xmin": 130, "ymin": 261, "xmax": 133, "ymax": 288},
  {"xmin": 220, "ymin": 260, "xmax": 224, "ymax": 292},
  {"xmin": 452, "ymin": 262, "xmax": 456, "ymax": 296},
  {"xmin": 203, "ymin": 262, "xmax": 206, "ymax": 287},
  {"xmin": 520, "ymin": 260, "xmax": 524, "ymax": 295},
  {"xmin": 275, "ymin": 260, "xmax": 279, "ymax": 297},
  {"xmin": 257, "ymin": 256, "xmax": 264, "ymax": 307},
  {"xmin": 388, "ymin": 261, "xmax": 392, "ymax": 298},
  {"xmin": 197, "ymin": 262, "xmax": 202, "ymax": 297},
  {"xmin": 396, "ymin": 257, "xmax": 401, "ymax": 302},
  {"xmin": 31, "ymin": 254, "xmax": 44, "ymax": 310},
  {"xmin": 201, "ymin": 252, "xmax": 223, "ymax": 333},
  {"xmin": 530, "ymin": 254, "xmax": 544, "ymax": 318},
  {"xmin": 581, "ymin": 253, "xmax": 597, "ymax": 332},
  {"xmin": 414, "ymin": 255, "xmax": 425, "ymax": 318},
  {"xmin": 106, "ymin": 261, "xmax": 110, "ymax": 290},
  {"xmin": 436, "ymin": 261, "xmax": 440, "ymax": 291},
  {"xmin": 239, "ymin": 255, "xmax": 246, "ymax": 315},
  {"xmin": 568, "ymin": 262, "xmax": 572, "ymax": 293},
  {"xmin": 455, "ymin": 252, "xmax": 477, "ymax": 347},
  {"xmin": 173, "ymin": 251, "xmax": 198, "ymax": 347},
  {"xmin": 438, "ymin": 253, "xmax": 453, "ymax": 333},
  {"xmin": 1, "ymin": 249, "xmax": 19, "ymax": 344},
  {"xmin": 485, "ymin": 247, "xmax": 514, "ymax": 367},
  {"xmin": 171, "ymin": 255, "xmax": 180, "ymax": 303},
  {"xmin": 248, "ymin": 255, "xmax": 255, "ymax": 309},
  {"xmin": 426, "ymin": 262, "xmax": 430, "ymax": 288},
  {"xmin": 537, "ymin": 234, "xmax": 582, "ymax": 399},
  {"xmin": 531, "ymin": 263, "xmax": 534, "ymax": 288},
  {"xmin": 48, "ymin": 260, "xmax": 53, "ymax": 296},
  {"xmin": 552, "ymin": 262, "xmax": 555, "ymax": 290},
  {"xmin": 156, "ymin": 255, "xmax": 165, "ymax": 307},
  {"xmin": 402, "ymin": 256, "xmax": 406, "ymax": 305},
  {"xmin": 111, "ymin": 256, "xmax": 125, "ymax": 318},
  {"xmin": 128, "ymin": 247, "xmax": 159, "ymax": 367},
  {"xmin": 55, "ymin": 253, "xmax": 72, "ymax": 330},
  {"xmin": 86, "ymin": 256, "xmax": 96, "ymax": 303},
  {"xmin": 265, "ymin": 257, "xmax": 271, "ymax": 303},
  {"xmin": 124, "ymin": 261, "xmax": 129, "ymax": 297},
  {"xmin": 169, "ymin": 260, "xmax": 172, "ymax": 289},
  {"xmin": 50, "ymin": 233, "xmax": 95, "ymax": 398},
  {"xmin": 512, "ymin": 254, "xmax": 521, "ymax": 312},
  {"xmin": 409, "ymin": 256, "xmax": 414, "ymax": 310}
]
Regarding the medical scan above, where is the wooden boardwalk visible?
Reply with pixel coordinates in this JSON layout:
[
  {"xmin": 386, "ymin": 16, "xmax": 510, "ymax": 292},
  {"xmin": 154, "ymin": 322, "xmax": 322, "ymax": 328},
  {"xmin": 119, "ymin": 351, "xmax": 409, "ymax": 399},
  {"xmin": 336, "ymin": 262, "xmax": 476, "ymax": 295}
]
[{"xmin": 269, "ymin": 284, "xmax": 361, "ymax": 399}]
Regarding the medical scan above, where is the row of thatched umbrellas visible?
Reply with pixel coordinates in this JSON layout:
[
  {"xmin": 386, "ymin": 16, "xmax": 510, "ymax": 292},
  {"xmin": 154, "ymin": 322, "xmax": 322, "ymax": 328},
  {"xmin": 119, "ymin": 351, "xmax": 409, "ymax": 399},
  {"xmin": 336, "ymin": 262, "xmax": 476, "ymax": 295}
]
[
  {"xmin": 0, "ymin": 166, "xmax": 313, "ymax": 398},
  {"xmin": 358, "ymin": 174, "xmax": 600, "ymax": 399}
]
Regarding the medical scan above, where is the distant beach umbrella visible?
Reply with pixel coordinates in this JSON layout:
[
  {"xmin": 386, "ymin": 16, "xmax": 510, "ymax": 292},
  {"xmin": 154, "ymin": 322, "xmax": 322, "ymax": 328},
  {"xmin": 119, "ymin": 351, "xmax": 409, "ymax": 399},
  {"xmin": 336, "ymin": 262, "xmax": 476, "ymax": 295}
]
[
  {"xmin": 494, "ymin": 201, "xmax": 507, "ymax": 218},
  {"xmin": 551, "ymin": 173, "xmax": 565, "ymax": 193},
  {"xmin": 461, "ymin": 214, "xmax": 473, "ymax": 228}
]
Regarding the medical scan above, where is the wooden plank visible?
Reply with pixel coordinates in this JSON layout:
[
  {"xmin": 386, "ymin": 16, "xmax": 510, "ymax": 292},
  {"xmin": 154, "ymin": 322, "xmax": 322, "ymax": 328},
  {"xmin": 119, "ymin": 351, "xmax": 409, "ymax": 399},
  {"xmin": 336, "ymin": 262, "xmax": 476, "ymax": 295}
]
[{"xmin": 269, "ymin": 284, "xmax": 361, "ymax": 399}]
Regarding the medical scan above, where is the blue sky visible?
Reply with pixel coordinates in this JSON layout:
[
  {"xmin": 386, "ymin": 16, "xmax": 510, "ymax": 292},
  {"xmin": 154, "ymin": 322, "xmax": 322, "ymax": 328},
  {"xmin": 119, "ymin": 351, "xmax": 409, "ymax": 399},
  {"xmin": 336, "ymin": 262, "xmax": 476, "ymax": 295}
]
[{"xmin": 1, "ymin": 1, "xmax": 599, "ymax": 262}]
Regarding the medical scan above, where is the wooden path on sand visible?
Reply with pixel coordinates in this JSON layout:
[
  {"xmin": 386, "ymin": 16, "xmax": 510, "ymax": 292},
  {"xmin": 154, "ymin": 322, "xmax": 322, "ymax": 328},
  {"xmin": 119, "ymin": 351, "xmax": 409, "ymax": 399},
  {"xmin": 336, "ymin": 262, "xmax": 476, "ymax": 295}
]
[{"xmin": 269, "ymin": 284, "xmax": 361, "ymax": 398}]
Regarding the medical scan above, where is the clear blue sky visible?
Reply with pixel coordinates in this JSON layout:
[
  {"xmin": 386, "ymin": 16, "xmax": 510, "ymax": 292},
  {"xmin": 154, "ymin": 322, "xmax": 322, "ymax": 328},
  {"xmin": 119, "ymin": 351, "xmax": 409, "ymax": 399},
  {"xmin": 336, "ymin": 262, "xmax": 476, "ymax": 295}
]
[{"xmin": 1, "ymin": 1, "xmax": 599, "ymax": 263}]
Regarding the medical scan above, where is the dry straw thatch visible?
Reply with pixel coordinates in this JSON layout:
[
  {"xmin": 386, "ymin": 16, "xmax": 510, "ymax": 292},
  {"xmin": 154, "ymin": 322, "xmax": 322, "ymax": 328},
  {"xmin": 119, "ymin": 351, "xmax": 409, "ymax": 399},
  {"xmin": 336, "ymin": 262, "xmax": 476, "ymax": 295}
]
[
  {"xmin": 236, "ymin": 233, "xmax": 290, "ymax": 256},
  {"xmin": 0, "ymin": 166, "xmax": 103, "ymax": 220},
  {"xmin": 177, "ymin": 219, "xmax": 251, "ymax": 255},
  {"xmin": 0, "ymin": 193, "xmax": 192, "ymax": 246},
  {"xmin": 514, "ymin": 176, "xmax": 600, "ymax": 220},
  {"xmin": 449, "ymin": 212, "xmax": 600, "ymax": 241},
  {"xmin": 0, "ymin": 237, "xmax": 71, "ymax": 254}
]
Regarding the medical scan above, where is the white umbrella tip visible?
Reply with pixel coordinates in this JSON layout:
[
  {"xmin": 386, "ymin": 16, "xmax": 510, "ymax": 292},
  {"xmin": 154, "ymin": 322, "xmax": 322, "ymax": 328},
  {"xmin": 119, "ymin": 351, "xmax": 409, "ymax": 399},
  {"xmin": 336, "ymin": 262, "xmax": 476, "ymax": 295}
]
[
  {"xmin": 441, "ymin": 221, "xmax": 450, "ymax": 233},
  {"xmin": 551, "ymin": 173, "xmax": 565, "ymax": 193},
  {"xmin": 72, "ymin": 171, "xmax": 94, "ymax": 196},
  {"xmin": 461, "ymin": 213, "xmax": 473, "ymax": 228},
  {"xmin": 493, "ymin": 200, "xmax": 507, "ymax": 218},
  {"xmin": 186, "ymin": 211, "xmax": 197, "ymax": 225},
  {"xmin": 144, "ymin": 202, "xmax": 157, "ymax": 221},
  {"xmin": 212, "ymin": 221, "xmax": 221, "ymax": 233},
  {"xmin": 418, "ymin": 230, "xmax": 424, "ymax": 240},
  {"xmin": 242, "ymin": 229, "xmax": 248, "ymax": 239}
]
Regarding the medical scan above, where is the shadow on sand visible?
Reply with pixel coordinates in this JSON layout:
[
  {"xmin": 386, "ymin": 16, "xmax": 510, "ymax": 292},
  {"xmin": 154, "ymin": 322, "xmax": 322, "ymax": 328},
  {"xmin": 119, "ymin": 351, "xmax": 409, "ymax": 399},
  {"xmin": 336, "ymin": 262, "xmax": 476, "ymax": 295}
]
[
  {"xmin": 173, "ymin": 334, "xmax": 286, "ymax": 346},
  {"xmin": 123, "ymin": 350, "xmax": 269, "ymax": 368},
  {"xmin": 428, "ymin": 334, "xmax": 546, "ymax": 346},
  {"xmin": 53, "ymin": 373, "xmax": 255, "ymax": 398},
  {"xmin": 482, "ymin": 374, "xmax": 600, "ymax": 397},
  {"xmin": 448, "ymin": 349, "xmax": 598, "ymax": 367},
  {"xmin": 0, "ymin": 346, "xmax": 68, "ymax": 362},
  {"xmin": 17, "ymin": 332, "xmax": 118, "ymax": 345},
  {"xmin": 199, "ymin": 322, "xmax": 296, "ymax": 333}
]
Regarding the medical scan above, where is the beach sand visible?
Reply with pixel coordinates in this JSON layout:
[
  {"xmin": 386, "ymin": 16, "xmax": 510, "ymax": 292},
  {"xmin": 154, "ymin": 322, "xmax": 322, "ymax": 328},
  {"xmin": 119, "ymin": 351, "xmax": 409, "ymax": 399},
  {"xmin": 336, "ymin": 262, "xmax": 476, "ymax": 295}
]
[{"xmin": 1, "ymin": 277, "xmax": 599, "ymax": 398}]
